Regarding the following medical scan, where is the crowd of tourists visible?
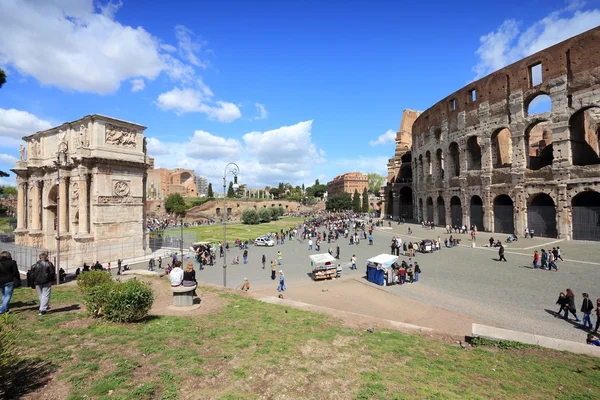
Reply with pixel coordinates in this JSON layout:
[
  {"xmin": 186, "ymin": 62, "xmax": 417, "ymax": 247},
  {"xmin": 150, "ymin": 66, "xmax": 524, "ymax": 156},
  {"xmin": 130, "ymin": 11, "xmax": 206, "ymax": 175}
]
[{"xmin": 555, "ymin": 289, "xmax": 600, "ymax": 346}]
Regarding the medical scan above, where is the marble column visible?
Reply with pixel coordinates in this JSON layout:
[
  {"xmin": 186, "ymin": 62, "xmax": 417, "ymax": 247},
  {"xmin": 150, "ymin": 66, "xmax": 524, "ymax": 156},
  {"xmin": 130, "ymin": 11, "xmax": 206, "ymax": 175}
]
[
  {"xmin": 59, "ymin": 176, "xmax": 68, "ymax": 233},
  {"xmin": 78, "ymin": 174, "xmax": 89, "ymax": 235},
  {"xmin": 31, "ymin": 180, "xmax": 41, "ymax": 231},
  {"xmin": 17, "ymin": 181, "xmax": 26, "ymax": 229}
]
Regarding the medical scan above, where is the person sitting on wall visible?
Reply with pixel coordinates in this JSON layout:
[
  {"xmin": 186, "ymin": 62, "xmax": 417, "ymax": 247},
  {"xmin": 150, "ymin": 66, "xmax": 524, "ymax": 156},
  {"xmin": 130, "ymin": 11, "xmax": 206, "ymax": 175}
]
[
  {"xmin": 59, "ymin": 268, "xmax": 67, "ymax": 282},
  {"xmin": 169, "ymin": 261, "xmax": 184, "ymax": 287},
  {"xmin": 82, "ymin": 263, "xmax": 90, "ymax": 273}
]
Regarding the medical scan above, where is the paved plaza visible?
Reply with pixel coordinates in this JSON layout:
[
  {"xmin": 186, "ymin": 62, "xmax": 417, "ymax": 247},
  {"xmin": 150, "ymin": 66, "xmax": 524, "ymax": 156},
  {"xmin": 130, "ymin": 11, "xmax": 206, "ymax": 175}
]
[{"xmin": 136, "ymin": 221, "xmax": 600, "ymax": 343}]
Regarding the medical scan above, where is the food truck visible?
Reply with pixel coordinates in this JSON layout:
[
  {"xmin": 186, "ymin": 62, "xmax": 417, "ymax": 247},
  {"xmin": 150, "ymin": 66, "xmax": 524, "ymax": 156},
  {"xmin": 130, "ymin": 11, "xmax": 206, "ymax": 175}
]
[
  {"xmin": 310, "ymin": 253, "xmax": 341, "ymax": 281},
  {"xmin": 365, "ymin": 253, "xmax": 399, "ymax": 286}
]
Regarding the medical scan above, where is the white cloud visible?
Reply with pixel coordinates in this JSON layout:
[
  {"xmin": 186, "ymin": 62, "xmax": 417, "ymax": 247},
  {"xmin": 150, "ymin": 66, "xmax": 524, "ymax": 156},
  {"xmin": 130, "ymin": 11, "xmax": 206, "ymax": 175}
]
[
  {"xmin": 473, "ymin": 3, "xmax": 600, "ymax": 79},
  {"xmin": 0, "ymin": 153, "xmax": 18, "ymax": 164},
  {"xmin": 0, "ymin": 108, "xmax": 52, "ymax": 139},
  {"xmin": 156, "ymin": 87, "xmax": 241, "ymax": 122},
  {"xmin": 175, "ymin": 25, "xmax": 208, "ymax": 69},
  {"xmin": 146, "ymin": 121, "xmax": 325, "ymax": 188},
  {"xmin": 130, "ymin": 78, "xmax": 145, "ymax": 92},
  {"xmin": 253, "ymin": 103, "xmax": 268, "ymax": 120},
  {"xmin": 369, "ymin": 129, "xmax": 396, "ymax": 146}
]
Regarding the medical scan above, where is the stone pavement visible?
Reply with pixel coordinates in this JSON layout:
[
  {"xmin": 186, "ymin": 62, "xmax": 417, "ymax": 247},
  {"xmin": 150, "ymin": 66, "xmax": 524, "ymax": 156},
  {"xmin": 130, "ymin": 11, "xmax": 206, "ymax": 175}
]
[{"xmin": 122, "ymin": 222, "xmax": 600, "ymax": 344}]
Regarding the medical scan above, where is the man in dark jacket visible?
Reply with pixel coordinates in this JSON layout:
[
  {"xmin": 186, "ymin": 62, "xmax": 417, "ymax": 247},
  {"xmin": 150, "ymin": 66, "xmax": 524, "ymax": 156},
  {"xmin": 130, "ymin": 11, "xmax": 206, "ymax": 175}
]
[
  {"xmin": 581, "ymin": 293, "xmax": 594, "ymax": 330},
  {"xmin": 498, "ymin": 245, "xmax": 507, "ymax": 262},
  {"xmin": 0, "ymin": 251, "xmax": 20, "ymax": 314},
  {"xmin": 29, "ymin": 251, "xmax": 55, "ymax": 316}
]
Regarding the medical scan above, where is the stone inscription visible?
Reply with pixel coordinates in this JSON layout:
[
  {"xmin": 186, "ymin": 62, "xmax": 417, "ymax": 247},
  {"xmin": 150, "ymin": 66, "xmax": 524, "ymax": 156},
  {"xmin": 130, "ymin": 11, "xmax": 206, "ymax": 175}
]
[
  {"xmin": 105, "ymin": 124, "xmax": 137, "ymax": 148},
  {"xmin": 97, "ymin": 196, "xmax": 142, "ymax": 205}
]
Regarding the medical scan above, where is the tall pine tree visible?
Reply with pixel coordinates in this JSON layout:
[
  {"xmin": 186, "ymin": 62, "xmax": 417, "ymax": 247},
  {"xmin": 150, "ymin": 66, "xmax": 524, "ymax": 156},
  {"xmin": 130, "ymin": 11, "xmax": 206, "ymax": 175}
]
[
  {"xmin": 227, "ymin": 181, "xmax": 235, "ymax": 197},
  {"xmin": 207, "ymin": 183, "xmax": 214, "ymax": 197},
  {"xmin": 362, "ymin": 188, "xmax": 369, "ymax": 213},
  {"xmin": 352, "ymin": 189, "xmax": 361, "ymax": 213}
]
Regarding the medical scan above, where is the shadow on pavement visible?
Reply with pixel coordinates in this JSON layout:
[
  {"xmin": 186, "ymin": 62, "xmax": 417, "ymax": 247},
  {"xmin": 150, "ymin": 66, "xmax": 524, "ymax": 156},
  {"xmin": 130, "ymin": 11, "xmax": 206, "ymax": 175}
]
[{"xmin": 0, "ymin": 358, "xmax": 55, "ymax": 399}]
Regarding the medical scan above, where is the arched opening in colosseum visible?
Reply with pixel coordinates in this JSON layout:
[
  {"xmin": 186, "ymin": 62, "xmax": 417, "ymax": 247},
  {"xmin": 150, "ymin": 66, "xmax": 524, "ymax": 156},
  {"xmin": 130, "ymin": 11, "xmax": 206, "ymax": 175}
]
[
  {"xmin": 470, "ymin": 195, "xmax": 484, "ymax": 231},
  {"xmin": 524, "ymin": 121, "xmax": 553, "ymax": 170},
  {"xmin": 398, "ymin": 186, "xmax": 413, "ymax": 220},
  {"xmin": 425, "ymin": 151, "xmax": 432, "ymax": 176},
  {"xmin": 526, "ymin": 93, "xmax": 552, "ymax": 116},
  {"xmin": 491, "ymin": 128, "xmax": 512, "ymax": 168},
  {"xmin": 436, "ymin": 149, "xmax": 444, "ymax": 180},
  {"xmin": 493, "ymin": 195, "xmax": 514, "ymax": 234},
  {"xmin": 527, "ymin": 193, "xmax": 557, "ymax": 238},
  {"xmin": 449, "ymin": 142, "xmax": 460, "ymax": 177},
  {"xmin": 426, "ymin": 197, "xmax": 434, "ymax": 223},
  {"xmin": 418, "ymin": 198, "xmax": 423, "ymax": 222},
  {"xmin": 437, "ymin": 196, "xmax": 446, "ymax": 226},
  {"xmin": 450, "ymin": 196, "xmax": 462, "ymax": 227},
  {"xmin": 571, "ymin": 191, "xmax": 600, "ymax": 241},
  {"xmin": 569, "ymin": 107, "xmax": 600, "ymax": 166},
  {"xmin": 466, "ymin": 136, "xmax": 482, "ymax": 170}
]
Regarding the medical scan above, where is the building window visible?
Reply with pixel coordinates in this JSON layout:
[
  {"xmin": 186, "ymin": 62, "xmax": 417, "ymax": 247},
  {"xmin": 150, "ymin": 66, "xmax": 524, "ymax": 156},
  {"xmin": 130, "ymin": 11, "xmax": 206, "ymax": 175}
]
[
  {"xmin": 449, "ymin": 98, "xmax": 456, "ymax": 111},
  {"xmin": 529, "ymin": 63, "xmax": 542, "ymax": 87},
  {"xmin": 469, "ymin": 89, "xmax": 476, "ymax": 103}
]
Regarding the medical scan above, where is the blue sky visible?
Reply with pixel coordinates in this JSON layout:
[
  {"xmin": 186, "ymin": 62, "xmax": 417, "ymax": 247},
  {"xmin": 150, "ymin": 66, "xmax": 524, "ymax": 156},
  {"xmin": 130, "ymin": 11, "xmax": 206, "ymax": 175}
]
[{"xmin": 1, "ymin": 0, "xmax": 599, "ymax": 189}]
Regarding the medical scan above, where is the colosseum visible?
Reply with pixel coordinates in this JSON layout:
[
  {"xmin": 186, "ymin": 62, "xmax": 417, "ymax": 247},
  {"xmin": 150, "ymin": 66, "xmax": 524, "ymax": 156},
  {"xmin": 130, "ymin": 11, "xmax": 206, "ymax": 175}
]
[{"xmin": 390, "ymin": 26, "xmax": 600, "ymax": 241}]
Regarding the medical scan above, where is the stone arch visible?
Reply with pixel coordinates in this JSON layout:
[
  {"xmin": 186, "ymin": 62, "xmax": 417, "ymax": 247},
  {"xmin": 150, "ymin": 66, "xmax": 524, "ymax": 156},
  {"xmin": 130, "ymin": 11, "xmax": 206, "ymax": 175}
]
[
  {"xmin": 425, "ymin": 151, "xmax": 432, "ymax": 175},
  {"xmin": 466, "ymin": 136, "xmax": 482, "ymax": 170},
  {"xmin": 426, "ymin": 197, "xmax": 434, "ymax": 222},
  {"xmin": 399, "ymin": 186, "xmax": 413, "ymax": 220},
  {"xmin": 450, "ymin": 196, "xmax": 462, "ymax": 227},
  {"xmin": 449, "ymin": 142, "xmax": 460, "ymax": 177},
  {"xmin": 524, "ymin": 120, "xmax": 553, "ymax": 170},
  {"xmin": 491, "ymin": 128, "xmax": 512, "ymax": 167},
  {"xmin": 470, "ymin": 195, "xmax": 484, "ymax": 231},
  {"xmin": 418, "ymin": 197, "xmax": 423, "ymax": 222},
  {"xmin": 180, "ymin": 171, "xmax": 193, "ymax": 182},
  {"xmin": 436, "ymin": 149, "xmax": 444, "ymax": 180},
  {"xmin": 493, "ymin": 195, "xmax": 514, "ymax": 234},
  {"xmin": 569, "ymin": 106, "xmax": 600, "ymax": 166},
  {"xmin": 525, "ymin": 93, "xmax": 552, "ymax": 116},
  {"xmin": 437, "ymin": 196, "xmax": 446, "ymax": 226},
  {"xmin": 527, "ymin": 193, "xmax": 557, "ymax": 238},
  {"xmin": 401, "ymin": 153, "xmax": 411, "ymax": 163},
  {"xmin": 571, "ymin": 191, "xmax": 600, "ymax": 241}
]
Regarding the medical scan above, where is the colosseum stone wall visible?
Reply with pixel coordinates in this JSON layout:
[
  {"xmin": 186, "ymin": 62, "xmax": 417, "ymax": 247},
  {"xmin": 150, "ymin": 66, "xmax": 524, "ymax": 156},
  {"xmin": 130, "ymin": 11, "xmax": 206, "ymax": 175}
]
[{"xmin": 410, "ymin": 26, "xmax": 600, "ymax": 240}]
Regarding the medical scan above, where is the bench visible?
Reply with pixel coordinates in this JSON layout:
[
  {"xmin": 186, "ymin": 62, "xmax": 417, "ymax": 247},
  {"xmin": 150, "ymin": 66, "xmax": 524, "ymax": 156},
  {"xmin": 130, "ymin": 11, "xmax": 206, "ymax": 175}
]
[{"xmin": 171, "ymin": 284, "xmax": 197, "ymax": 306}]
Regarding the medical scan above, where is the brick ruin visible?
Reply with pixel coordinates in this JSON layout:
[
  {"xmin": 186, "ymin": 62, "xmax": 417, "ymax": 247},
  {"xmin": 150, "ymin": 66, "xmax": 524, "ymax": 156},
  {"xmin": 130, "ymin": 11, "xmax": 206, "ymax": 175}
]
[{"xmin": 390, "ymin": 27, "xmax": 600, "ymax": 240}]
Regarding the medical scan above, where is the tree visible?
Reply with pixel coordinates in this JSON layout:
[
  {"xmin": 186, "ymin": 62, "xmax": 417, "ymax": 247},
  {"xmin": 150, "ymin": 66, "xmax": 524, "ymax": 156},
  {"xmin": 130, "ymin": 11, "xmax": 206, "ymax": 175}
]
[
  {"xmin": 258, "ymin": 208, "xmax": 271, "ymax": 223},
  {"xmin": 0, "ymin": 186, "xmax": 17, "ymax": 197},
  {"xmin": 227, "ymin": 181, "xmax": 235, "ymax": 198},
  {"xmin": 164, "ymin": 193, "xmax": 187, "ymax": 216},
  {"xmin": 362, "ymin": 188, "xmax": 369, "ymax": 213},
  {"xmin": 241, "ymin": 209, "xmax": 260, "ymax": 225},
  {"xmin": 367, "ymin": 173, "xmax": 386, "ymax": 195},
  {"xmin": 207, "ymin": 183, "xmax": 214, "ymax": 198},
  {"xmin": 0, "ymin": 69, "xmax": 5, "ymax": 89},
  {"xmin": 268, "ymin": 207, "xmax": 280, "ymax": 220},
  {"xmin": 352, "ymin": 190, "xmax": 361, "ymax": 213},
  {"xmin": 326, "ymin": 192, "xmax": 352, "ymax": 211},
  {"xmin": 269, "ymin": 187, "xmax": 281, "ymax": 199}
]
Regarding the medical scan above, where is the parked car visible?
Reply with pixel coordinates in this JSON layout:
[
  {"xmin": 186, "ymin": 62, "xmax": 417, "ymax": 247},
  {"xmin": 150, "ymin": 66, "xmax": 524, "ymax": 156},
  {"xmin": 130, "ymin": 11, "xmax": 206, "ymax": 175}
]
[{"xmin": 254, "ymin": 236, "xmax": 275, "ymax": 247}]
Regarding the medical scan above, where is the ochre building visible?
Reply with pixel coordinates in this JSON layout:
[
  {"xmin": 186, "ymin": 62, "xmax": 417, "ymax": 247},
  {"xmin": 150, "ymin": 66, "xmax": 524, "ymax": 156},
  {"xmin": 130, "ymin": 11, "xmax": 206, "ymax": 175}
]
[
  {"xmin": 409, "ymin": 27, "xmax": 600, "ymax": 240},
  {"xmin": 147, "ymin": 166, "xmax": 199, "ymax": 199},
  {"xmin": 327, "ymin": 172, "xmax": 368, "ymax": 197}
]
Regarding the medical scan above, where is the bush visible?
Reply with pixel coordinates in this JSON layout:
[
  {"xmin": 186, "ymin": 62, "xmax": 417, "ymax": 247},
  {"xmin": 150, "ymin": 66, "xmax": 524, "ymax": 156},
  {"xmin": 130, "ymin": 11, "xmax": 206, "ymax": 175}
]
[
  {"xmin": 103, "ymin": 280, "xmax": 154, "ymax": 323},
  {"xmin": 0, "ymin": 314, "xmax": 17, "ymax": 394},
  {"xmin": 76, "ymin": 270, "xmax": 113, "ymax": 292},
  {"xmin": 82, "ymin": 281, "xmax": 115, "ymax": 318},
  {"xmin": 242, "ymin": 209, "xmax": 260, "ymax": 225},
  {"xmin": 258, "ymin": 208, "xmax": 271, "ymax": 223}
]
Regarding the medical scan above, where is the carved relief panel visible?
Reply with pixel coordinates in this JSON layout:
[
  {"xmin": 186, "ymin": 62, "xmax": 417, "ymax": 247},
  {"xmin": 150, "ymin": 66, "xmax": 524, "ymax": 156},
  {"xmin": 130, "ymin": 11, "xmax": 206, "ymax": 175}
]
[{"xmin": 105, "ymin": 124, "xmax": 137, "ymax": 148}]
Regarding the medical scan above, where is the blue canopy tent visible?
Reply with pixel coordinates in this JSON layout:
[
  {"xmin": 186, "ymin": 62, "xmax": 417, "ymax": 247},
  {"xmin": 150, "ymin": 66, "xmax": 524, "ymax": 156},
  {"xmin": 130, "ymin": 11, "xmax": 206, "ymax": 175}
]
[{"xmin": 366, "ymin": 254, "xmax": 398, "ymax": 286}]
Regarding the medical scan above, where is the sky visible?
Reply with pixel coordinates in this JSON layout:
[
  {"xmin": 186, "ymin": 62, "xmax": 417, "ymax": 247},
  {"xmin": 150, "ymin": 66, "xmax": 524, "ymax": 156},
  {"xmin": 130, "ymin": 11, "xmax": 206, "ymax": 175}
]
[{"xmin": 0, "ymin": 0, "xmax": 599, "ymax": 190}]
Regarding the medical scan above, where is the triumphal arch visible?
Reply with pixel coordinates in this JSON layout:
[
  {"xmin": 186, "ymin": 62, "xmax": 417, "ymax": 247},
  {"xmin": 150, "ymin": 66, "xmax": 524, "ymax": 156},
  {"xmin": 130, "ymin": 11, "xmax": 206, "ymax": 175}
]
[{"xmin": 11, "ymin": 114, "xmax": 149, "ymax": 267}]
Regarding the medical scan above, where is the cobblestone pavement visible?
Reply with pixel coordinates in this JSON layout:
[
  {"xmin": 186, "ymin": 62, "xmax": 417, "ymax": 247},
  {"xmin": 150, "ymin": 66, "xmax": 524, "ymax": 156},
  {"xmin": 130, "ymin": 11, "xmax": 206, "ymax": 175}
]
[{"xmin": 129, "ymin": 222, "xmax": 600, "ymax": 343}]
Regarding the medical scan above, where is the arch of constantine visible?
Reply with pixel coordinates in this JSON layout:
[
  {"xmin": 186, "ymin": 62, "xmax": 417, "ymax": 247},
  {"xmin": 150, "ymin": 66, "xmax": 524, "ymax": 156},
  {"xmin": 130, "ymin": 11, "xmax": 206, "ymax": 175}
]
[{"xmin": 11, "ymin": 114, "xmax": 150, "ymax": 266}]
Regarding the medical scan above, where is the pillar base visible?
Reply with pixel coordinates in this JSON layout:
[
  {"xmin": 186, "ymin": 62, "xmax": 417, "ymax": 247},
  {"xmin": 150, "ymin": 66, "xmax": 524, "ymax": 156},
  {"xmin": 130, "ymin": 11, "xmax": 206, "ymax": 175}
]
[{"xmin": 74, "ymin": 233, "xmax": 94, "ymax": 241}]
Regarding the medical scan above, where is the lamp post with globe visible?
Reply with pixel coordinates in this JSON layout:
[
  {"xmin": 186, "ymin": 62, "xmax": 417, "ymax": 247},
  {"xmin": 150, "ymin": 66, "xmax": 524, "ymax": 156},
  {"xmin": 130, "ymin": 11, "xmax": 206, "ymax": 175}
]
[{"xmin": 222, "ymin": 163, "xmax": 239, "ymax": 287}]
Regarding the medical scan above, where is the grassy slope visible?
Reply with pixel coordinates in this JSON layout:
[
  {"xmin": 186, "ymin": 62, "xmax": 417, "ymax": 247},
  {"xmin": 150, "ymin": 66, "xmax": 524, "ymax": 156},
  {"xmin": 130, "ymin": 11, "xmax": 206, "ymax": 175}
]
[{"xmin": 6, "ymin": 284, "xmax": 600, "ymax": 400}]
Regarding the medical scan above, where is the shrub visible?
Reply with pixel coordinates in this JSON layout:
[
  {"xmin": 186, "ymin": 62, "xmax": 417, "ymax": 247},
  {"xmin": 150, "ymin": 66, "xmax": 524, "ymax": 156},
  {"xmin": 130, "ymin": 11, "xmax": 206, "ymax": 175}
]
[
  {"xmin": 103, "ymin": 279, "xmax": 154, "ymax": 323},
  {"xmin": 76, "ymin": 270, "xmax": 113, "ymax": 292},
  {"xmin": 268, "ymin": 207, "xmax": 279, "ymax": 220},
  {"xmin": 258, "ymin": 208, "xmax": 271, "ymax": 223},
  {"xmin": 82, "ymin": 281, "xmax": 115, "ymax": 318},
  {"xmin": 0, "ymin": 314, "xmax": 17, "ymax": 394},
  {"xmin": 242, "ymin": 209, "xmax": 260, "ymax": 225}
]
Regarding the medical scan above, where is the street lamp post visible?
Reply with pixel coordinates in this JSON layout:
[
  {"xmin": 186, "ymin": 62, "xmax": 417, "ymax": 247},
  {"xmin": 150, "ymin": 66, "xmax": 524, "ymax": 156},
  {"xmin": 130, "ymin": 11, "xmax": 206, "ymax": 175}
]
[
  {"xmin": 54, "ymin": 141, "xmax": 70, "ymax": 285},
  {"xmin": 180, "ymin": 217, "xmax": 184, "ymax": 259},
  {"xmin": 222, "ymin": 162, "xmax": 240, "ymax": 287}
]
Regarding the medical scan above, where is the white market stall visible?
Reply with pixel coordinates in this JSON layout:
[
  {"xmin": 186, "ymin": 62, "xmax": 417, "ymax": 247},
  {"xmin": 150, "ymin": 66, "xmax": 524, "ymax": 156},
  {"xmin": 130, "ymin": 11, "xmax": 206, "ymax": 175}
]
[
  {"xmin": 310, "ymin": 253, "xmax": 340, "ymax": 281},
  {"xmin": 366, "ymin": 253, "xmax": 399, "ymax": 286}
]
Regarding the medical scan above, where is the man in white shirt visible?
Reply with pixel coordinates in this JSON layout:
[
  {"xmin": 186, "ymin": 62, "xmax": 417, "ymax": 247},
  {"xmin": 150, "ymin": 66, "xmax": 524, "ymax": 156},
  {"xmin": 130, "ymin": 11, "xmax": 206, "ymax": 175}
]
[{"xmin": 170, "ymin": 261, "xmax": 184, "ymax": 287}]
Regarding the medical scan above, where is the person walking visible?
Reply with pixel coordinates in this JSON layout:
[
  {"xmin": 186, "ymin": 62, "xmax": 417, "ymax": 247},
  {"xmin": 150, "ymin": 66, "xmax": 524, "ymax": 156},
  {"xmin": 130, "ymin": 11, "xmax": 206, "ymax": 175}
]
[
  {"xmin": 262, "ymin": 254, "xmax": 266, "ymax": 269},
  {"xmin": 540, "ymin": 249, "xmax": 548, "ymax": 270},
  {"xmin": 581, "ymin": 293, "xmax": 594, "ymax": 330},
  {"xmin": 414, "ymin": 262, "xmax": 421, "ymax": 283},
  {"xmin": 335, "ymin": 246, "xmax": 340, "ymax": 260},
  {"xmin": 564, "ymin": 289, "xmax": 581, "ymax": 322},
  {"xmin": 148, "ymin": 258, "xmax": 155, "ymax": 271},
  {"xmin": 557, "ymin": 246, "xmax": 564, "ymax": 261},
  {"xmin": 277, "ymin": 251, "xmax": 282, "ymax": 266},
  {"xmin": 29, "ymin": 251, "xmax": 56, "ymax": 316},
  {"xmin": 351, "ymin": 254, "xmax": 356, "ymax": 270},
  {"xmin": 270, "ymin": 260, "xmax": 277, "ymax": 280},
  {"xmin": 243, "ymin": 249, "xmax": 248, "ymax": 264},
  {"xmin": 498, "ymin": 244, "xmax": 507, "ymax": 262},
  {"xmin": 117, "ymin": 259, "xmax": 122, "ymax": 275},
  {"xmin": 277, "ymin": 270, "xmax": 286, "ymax": 292},
  {"xmin": 532, "ymin": 251, "xmax": 539, "ymax": 269},
  {"xmin": 308, "ymin": 239, "xmax": 313, "ymax": 251},
  {"xmin": 594, "ymin": 298, "xmax": 600, "ymax": 333},
  {"xmin": 0, "ymin": 251, "xmax": 20, "ymax": 315},
  {"xmin": 548, "ymin": 251, "xmax": 558, "ymax": 271}
]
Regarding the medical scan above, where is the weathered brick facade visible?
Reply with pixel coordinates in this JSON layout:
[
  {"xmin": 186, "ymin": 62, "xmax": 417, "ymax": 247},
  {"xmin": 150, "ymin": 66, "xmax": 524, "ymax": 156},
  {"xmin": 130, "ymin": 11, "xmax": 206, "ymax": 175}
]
[{"xmin": 408, "ymin": 27, "xmax": 600, "ymax": 240}]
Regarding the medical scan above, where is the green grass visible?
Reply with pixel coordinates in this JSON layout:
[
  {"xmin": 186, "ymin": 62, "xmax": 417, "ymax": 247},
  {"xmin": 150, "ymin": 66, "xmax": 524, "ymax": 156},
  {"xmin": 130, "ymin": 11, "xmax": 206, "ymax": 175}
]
[
  {"xmin": 167, "ymin": 216, "xmax": 305, "ymax": 242},
  {"xmin": 5, "ymin": 284, "xmax": 600, "ymax": 399}
]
